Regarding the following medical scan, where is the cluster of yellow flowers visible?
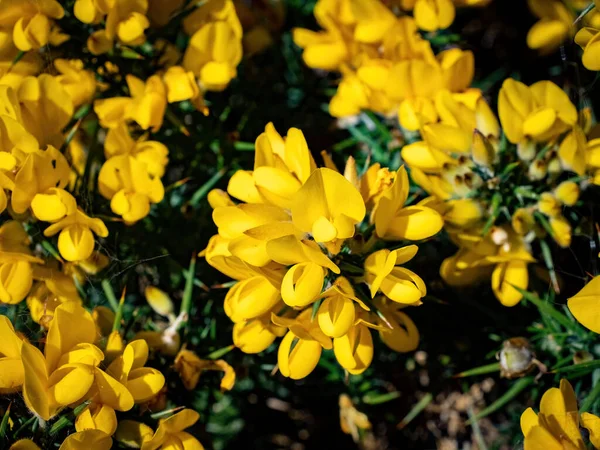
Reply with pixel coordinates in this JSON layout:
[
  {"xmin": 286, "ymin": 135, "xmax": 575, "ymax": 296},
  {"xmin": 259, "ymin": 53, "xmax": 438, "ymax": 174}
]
[
  {"xmin": 403, "ymin": 77, "xmax": 600, "ymax": 307},
  {"xmin": 293, "ymin": 0, "xmax": 484, "ymax": 128},
  {"xmin": 204, "ymin": 123, "xmax": 444, "ymax": 379},
  {"xmin": 0, "ymin": 302, "xmax": 206, "ymax": 449}
]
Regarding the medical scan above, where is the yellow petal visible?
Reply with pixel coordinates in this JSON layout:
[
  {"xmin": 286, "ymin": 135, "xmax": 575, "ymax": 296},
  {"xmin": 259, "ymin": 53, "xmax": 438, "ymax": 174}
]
[
  {"xmin": 568, "ymin": 276, "xmax": 600, "ymax": 333},
  {"xmin": 492, "ymin": 261, "xmax": 528, "ymax": 307}
]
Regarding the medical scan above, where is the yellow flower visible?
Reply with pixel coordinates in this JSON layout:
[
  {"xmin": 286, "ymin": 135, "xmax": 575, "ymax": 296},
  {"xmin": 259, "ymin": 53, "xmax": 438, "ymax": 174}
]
[
  {"xmin": 94, "ymin": 75, "xmax": 167, "ymax": 132},
  {"xmin": 0, "ymin": 0, "xmax": 64, "ymax": 51},
  {"xmin": 59, "ymin": 430, "xmax": 112, "ymax": 450},
  {"xmin": 568, "ymin": 275, "xmax": 600, "ymax": 333},
  {"xmin": 105, "ymin": 0, "xmax": 150, "ymax": 46},
  {"xmin": 293, "ymin": 27, "xmax": 349, "ymax": 71},
  {"xmin": 498, "ymin": 78, "xmax": 577, "ymax": 144},
  {"xmin": 0, "ymin": 315, "xmax": 25, "ymax": 393},
  {"xmin": 291, "ymin": 167, "xmax": 366, "ymax": 244},
  {"xmin": 41, "ymin": 209, "xmax": 108, "ymax": 262},
  {"xmin": 372, "ymin": 166, "xmax": 443, "ymax": 240},
  {"xmin": 224, "ymin": 275, "xmax": 282, "ymax": 323},
  {"xmin": 116, "ymin": 409, "xmax": 203, "ymax": 450},
  {"xmin": 333, "ymin": 322, "xmax": 373, "ymax": 375},
  {"xmin": 413, "ymin": 0, "xmax": 455, "ymax": 32},
  {"xmin": 317, "ymin": 277, "xmax": 369, "ymax": 338},
  {"xmin": 339, "ymin": 394, "xmax": 372, "ymax": 443},
  {"xmin": 174, "ymin": 348, "xmax": 236, "ymax": 391},
  {"xmin": 17, "ymin": 75, "xmax": 74, "ymax": 148},
  {"xmin": 575, "ymin": 26, "xmax": 600, "ymax": 71},
  {"xmin": 281, "ymin": 262, "xmax": 326, "ymax": 308},
  {"xmin": 376, "ymin": 299, "xmax": 420, "ymax": 352},
  {"xmin": 274, "ymin": 309, "xmax": 332, "ymax": 379},
  {"xmin": 98, "ymin": 154, "xmax": 165, "ymax": 223},
  {"xmin": 537, "ymin": 192, "xmax": 561, "ymax": 217},
  {"xmin": 26, "ymin": 266, "xmax": 82, "ymax": 327},
  {"xmin": 521, "ymin": 379, "xmax": 598, "ymax": 449},
  {"xmin": 183, "ymin": 0, "xmax": 242, "ymax": 37},
  {"xmin": 526, "ymin": 0, "xmax": 572, "ymax": 53},
  {"xmin": 558, "ymin": 126, "xmax": 588, "ymax": 175},
  {"xmin": 162, "ymin": 65, "xmax": 205, "ymax": 111},
  {"xmin": 144, "ymin": 286, "xmax": 175, "ymax": 319},
  {"xmin": 0, "ymin": 221, "xmax": 43, "ymax": 305},
  {"xmin": 10, "ymin": 440, "xmax": 41, "ymax": 450},
  {"xmin": 74, "ymin": 0, "xmax": 114, "ymax": 24},
  {"xmin": 54, "ymin": 59, "xmax": 97, "ymax": 108},
  {"xmin": 549, "ymin": 215, "xmax": 572, "ymax": 248},
  {"xmin": 183, "ymin": 21, "xmax": 243, "ymax": 91},
  {"xmin": 365, "ymin": 246, "xmax": 426, "ymax": 304},
  {"xmin": 233, "ymin": 314, "xmax": 286, "ymax": 354},
  {"xmin": 554, "ymin": 181, "xmax": 580, "ymax": 206},
  {"xmin": 75, "ymin": 403, "xmax": 118, "ymax": 436}
]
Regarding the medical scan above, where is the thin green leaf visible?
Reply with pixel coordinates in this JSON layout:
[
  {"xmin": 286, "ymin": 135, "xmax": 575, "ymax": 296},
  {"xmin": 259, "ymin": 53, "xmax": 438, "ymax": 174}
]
[
  {"xmin": 233, "ymin": 141, "xmax": 255, "ymax": 151},
  {"xmin": 580, "ymin": 375, "xmax": 600, "ymax": 412},
  {"xmin": 514, "ymin": 287, "xmax": 578, "ymax": 332},
  {"xmin": 551, "ymin": 360, "xmax": 600, "ymax": 375},
  {"xmin": 466, "ymin": 377, "xmax": 534, "ymax": 424},
  {"xmin": 453, "ymin": 362, "xmax": 501, "ymax": 378},
  {"xmin": 101, "ymin": 279, "xmax": 119, "ymax": 312},
  {"xmin": 179, "ymin": 253, "xmax": 197, "ymax": 330},
  {"xmin": 206, "ymin": 344, "xmax": 235, "ymax": 360},
  {"xmin": 49, "ymin": 416, "xmax": 72, "ymax": 435},
  {"xmin": 397, "ymin": 393, "xmax": 433, "ymax": 429},
  {"xmin": 362, "ymin": 390, "xmax": 401, "ymax": 405},
  {"xmin": 189, "ymin": 168, "xmax": 226, "ymax": 206},
  {"xmin": 0, "ymin": 403, "xmax": 11, "ymax": 438}
]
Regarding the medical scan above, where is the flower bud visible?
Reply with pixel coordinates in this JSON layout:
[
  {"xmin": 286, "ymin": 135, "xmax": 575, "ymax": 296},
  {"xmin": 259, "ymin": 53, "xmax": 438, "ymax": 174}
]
[{"xmin": 554, "ymin": 181, "xmax": 580, "ymax": 206}]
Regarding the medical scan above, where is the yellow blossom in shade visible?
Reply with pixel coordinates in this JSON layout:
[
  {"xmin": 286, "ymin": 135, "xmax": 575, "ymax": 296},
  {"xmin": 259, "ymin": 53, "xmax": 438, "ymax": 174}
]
[
  {"xmin": 0, "ymin": 0, "xmax": 64, "ymax": 51},
  {"xmin": 174, "ymin": 348, "xmax": 236, "ymax": 391},
  {"xmin": 373, "ymin": 166, "xmax": 444, "ymax": 241},
  {"xmin": 498, "ymin": 78, "xmax": 578, "ymax": 144},
  {"xmin": 575, "ymin": 26, "xmax": 600, "ymax": 71},
  {"xmin": 162, "ymin": 65, "xmax": 205, "ymax": 111},
  {"xmin": 512, "ymin": 208, "xmax": 535, "ymax": 236},
  {"xmin": 17, "ymin": 75, "xmax": 74, "ymax": 148},
  {"xmin": 75, "ymin": 403, "xmax": 118, "ymax": 436},
  {"xmin": 104, "ymin": 124, "xmax": 169, "ymax": 177},
  {"xmin": 54, "ymin": 59, "xmax": 97, "ymax": 108},
  {"xmin": 116, "ymin": 409, "xmax": 203, "ymax": 450},
  {"xmin": 147, "ymin": 0, "xmax": 184, "ymax": 27},
  {"xmin": 94, "ymin": 75, "xmax": 167, "ymax": 132},
  {"xmin": 11, "ymin": 148, "xmax": 71, "ymax": 215},
  {"xmin": 42, "ymin": 209, "xmax": 109, "ymax": 262},
  {"xmin": 98, "ymin": 154, "xmax": 165, "ymax": 224},
  {"xmin": 339, "ymin": 394, "xmax": 372, "ymax": 443},
  {"xmin": 333, "ymin": 322, "xmax": 374, "ymax": 375},
  {"xmin": 365, "ymin": 246, "xmax": 426, "ymax": 304},
  {"xmin": 376, "ymin": 300, "xmax": 420, "ymax": 352},
  {"xmin": 537, "ymin": 192, "xmax": 561, "ymax": 217},
  {"xmin": 291, "ymin": 167, "xmax": 366, "ymax": 244},
  {"xmin": 105, "ymin": 0, "xmax": 150, "ymax": 47},
  {"xmin": 183, "ymin": 21, "xmax": 243, "ymax": 91},
  {"xmin": 9, "ymin": 440, "xmax": 41, "ymax": 450},
  {"xmin": 526, "ymin": 0, "xmax": 572, "ymax": 53},
  {"xmin": 413, "ymin": 0, "xmax": 455, "ymax": 32},
  {"xmin": 549, "ymin": 215, "xmax": 572, "ymax": 248},
  {"xmin": 183, "ymin": 0, "xmax": 242, "ymax": 37},
  {"xmin": 491, "ymin": 261, "xmax": 529, "ymax": 307},
  {"xmin": 0, "ymin": 315, "xmax": 25, "ymax": 393},
  {"xmin": 144, "ymin": 286, "xmax": 175, "ymax": 319},
  {"xmin": 520, "ymin": 379, "xmax": 593, "ymax": 449},
  {"xmin": 74, "ymin": 0, "xmax": 114, "ymax": 24},
  {"xmin": 567, "ymin": 275, "xmax": 600, "ymax": 333},
  {"xmin": 26, "ymin": 266, "xmax": 82, "ymax": 327},
  {"xmin": 558, "ymin": 126, "xmax": 588, "ymax": 175},
  {"xmin": 59, "ymin": 430, "xmax": 113, "ymax": 450},
  {"xmin": 233, "ymin": 314, "xmax": 286, "ymax": 353},
  {"xmin": 0, "ymin": 221, "xmax": 43, "ymax": 305},
  {"xmin": 554, "ymin": 181, "xmax": 580, "ymax": 206},
  {"xmin": 281, "ymin": 263, "xmax": 326, "ymax": 308},
  {"xmin": 273, "ymin": 309, "xmax": 333, "ymax": 379}
]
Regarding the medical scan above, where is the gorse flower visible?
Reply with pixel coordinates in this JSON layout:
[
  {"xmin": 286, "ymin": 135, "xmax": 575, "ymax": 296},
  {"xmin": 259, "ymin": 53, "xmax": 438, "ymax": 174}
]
[
  {"xmin": 521, "ymin": 379, "xmax": 600, "ymax": 449},
  {"xmin": 204, "ymin": 123, "xmax": 442, "ymax": 379},
  {"xmin": 404, "ymin": 78, "xmax": 594, "ymax": 306}
]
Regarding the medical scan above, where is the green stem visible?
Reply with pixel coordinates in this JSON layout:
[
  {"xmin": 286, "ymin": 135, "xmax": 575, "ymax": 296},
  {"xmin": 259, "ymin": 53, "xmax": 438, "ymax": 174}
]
[{"xmin": 102, "ymin": 279, "xmax": 119, "ymax": 312}]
